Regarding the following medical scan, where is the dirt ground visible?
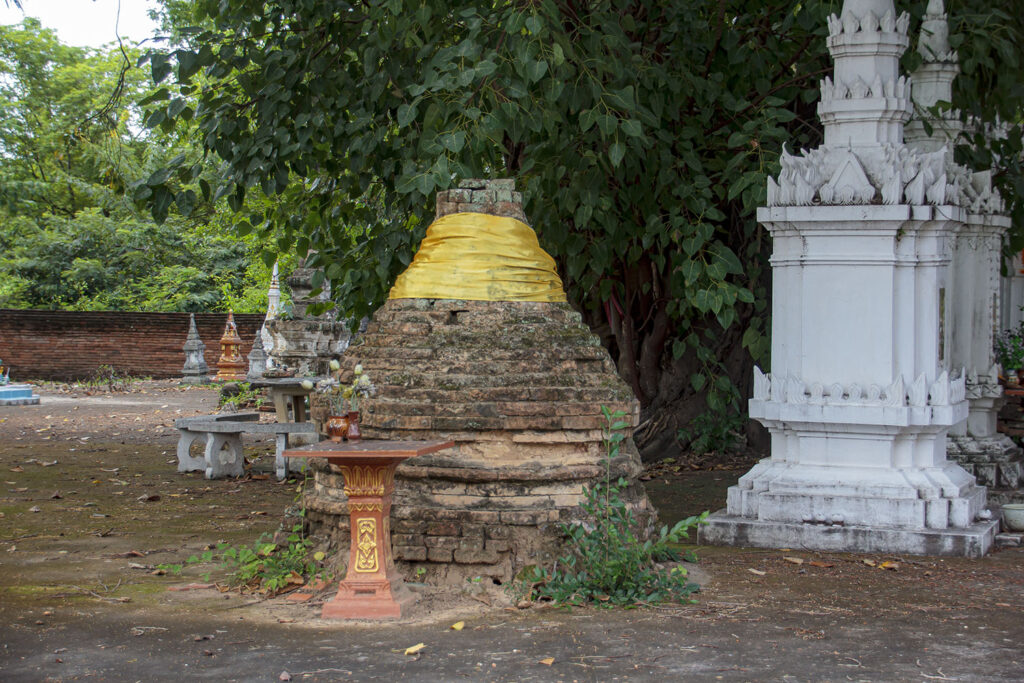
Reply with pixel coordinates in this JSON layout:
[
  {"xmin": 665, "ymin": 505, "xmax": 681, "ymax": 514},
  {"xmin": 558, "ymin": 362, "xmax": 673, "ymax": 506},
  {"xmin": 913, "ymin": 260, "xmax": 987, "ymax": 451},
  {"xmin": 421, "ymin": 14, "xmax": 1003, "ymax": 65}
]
[{"xmin": 1, "ymin": 381, "xmax": 1022, "ymax": 682}]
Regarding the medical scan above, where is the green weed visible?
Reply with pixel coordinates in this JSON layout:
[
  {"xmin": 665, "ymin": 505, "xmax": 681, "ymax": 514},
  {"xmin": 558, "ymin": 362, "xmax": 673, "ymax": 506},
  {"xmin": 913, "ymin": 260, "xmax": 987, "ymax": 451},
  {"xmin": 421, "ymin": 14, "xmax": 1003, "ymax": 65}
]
[{"xmin": 516, "ymin": 406, "xmax": 707, "ymax": 607}]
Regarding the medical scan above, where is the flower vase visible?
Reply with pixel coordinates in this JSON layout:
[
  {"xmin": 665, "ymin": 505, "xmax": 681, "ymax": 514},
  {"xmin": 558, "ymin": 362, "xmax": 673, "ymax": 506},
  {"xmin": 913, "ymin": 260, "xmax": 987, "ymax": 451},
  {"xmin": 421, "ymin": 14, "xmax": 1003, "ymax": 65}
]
[
  {"xmin": 346, "ymin": 411, "xmax": 362, "ymax": 443},
  {"xmin": 326, "ymin": 414, "xmax": 350, "ymax": 442}
]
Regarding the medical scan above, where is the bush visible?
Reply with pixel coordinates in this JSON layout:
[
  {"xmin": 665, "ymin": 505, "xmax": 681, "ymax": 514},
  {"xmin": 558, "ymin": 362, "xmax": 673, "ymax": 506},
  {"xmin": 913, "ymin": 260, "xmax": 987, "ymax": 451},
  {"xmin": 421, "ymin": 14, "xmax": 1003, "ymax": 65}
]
[{"xmin": 517, "ymin": 407, "xmax": 707, "ymax": 607}]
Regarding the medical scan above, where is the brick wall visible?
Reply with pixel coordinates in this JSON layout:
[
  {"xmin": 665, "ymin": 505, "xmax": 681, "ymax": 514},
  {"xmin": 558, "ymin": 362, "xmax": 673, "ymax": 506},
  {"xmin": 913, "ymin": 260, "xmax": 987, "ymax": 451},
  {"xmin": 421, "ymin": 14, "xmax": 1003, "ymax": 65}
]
[{"xmin": 0, "ymin": 310, "xmax": 266, "ymax": 381}]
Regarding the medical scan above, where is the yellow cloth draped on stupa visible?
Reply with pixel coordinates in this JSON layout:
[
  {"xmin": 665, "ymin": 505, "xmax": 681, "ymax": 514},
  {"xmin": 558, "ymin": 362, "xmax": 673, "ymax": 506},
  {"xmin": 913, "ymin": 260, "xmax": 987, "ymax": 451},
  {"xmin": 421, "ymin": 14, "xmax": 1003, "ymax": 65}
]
[{"xmin": 388, "ymin": 212, "xmax": 567, "ymax": 302}]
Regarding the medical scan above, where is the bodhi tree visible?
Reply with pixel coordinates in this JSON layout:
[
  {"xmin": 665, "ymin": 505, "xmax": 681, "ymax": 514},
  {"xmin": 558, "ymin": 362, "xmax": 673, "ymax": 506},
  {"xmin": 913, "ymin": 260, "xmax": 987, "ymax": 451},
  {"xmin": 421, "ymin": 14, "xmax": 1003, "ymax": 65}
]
[{"xmin": 141, "ymin": 0, "xmax": 1023, "ymax": 458}]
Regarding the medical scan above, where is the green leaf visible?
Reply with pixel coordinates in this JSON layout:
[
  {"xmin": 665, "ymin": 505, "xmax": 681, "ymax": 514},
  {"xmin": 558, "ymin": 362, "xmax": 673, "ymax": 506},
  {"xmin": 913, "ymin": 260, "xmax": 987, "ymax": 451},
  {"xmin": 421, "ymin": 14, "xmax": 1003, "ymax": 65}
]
[
  {"xmin": 151, "ymin": 53, "xmax": 172, "ymax": 83},
  {"xmin": 597, "ymin": 114, "xmax": 617, "ymax": 137},
  {"xmin": 397, "ymin": 104, "xmax": 417, "ymax": 128},
  {"xmin": 609, "ymin": 141, "xmax": 625, "ymax": 167},
  {"xmin": 525, "ymin": 59, "xmax": 548, "ymax": 83},
  {"xmin": 620, "ymin": 119, "xmax": 642, "ymax": 138}
]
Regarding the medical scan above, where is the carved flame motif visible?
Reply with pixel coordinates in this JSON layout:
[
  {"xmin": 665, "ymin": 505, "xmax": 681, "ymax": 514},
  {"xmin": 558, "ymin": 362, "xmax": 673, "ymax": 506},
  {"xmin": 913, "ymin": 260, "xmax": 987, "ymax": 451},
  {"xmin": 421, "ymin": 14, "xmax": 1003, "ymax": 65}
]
[
  {"xmin": 355, "ymin": 518, "xmax": 379, "ymax": 573},
  {"xmin": 339, "ymin": 465, "xmax": 393, "ymax": 498}
]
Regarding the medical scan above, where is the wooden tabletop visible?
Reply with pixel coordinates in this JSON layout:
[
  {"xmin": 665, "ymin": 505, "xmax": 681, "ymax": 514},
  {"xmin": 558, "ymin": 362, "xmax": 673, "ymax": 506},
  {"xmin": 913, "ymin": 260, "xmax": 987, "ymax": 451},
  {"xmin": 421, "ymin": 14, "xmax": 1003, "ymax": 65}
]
[{"xmin": 283, "ymin": 439, "xmax": 455, "ymax": 459}]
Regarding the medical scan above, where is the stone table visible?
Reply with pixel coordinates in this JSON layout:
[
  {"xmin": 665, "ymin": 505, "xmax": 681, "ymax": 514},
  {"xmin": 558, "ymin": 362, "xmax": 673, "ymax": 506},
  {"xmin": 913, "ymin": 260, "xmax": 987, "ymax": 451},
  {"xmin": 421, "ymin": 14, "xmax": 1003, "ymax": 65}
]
[
  {"xmin": 250, "ymin": 377, "xmax": 321, "ymax": 424},
  {"xmin": 283, "ymin": 439, "xmax": 455, "ymax": 619}
]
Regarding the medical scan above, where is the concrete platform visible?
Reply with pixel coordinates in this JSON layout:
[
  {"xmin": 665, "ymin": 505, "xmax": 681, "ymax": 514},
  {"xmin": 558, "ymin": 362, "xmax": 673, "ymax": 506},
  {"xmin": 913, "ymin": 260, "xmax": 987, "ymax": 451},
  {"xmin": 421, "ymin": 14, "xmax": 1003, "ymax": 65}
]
[
  {"xmin": 699, "ymin": 509, "xmax": 999, "ymax": 558},
  {"xmin": 0, "ymin": 384, "xmax": 40, "ymax": 406}
]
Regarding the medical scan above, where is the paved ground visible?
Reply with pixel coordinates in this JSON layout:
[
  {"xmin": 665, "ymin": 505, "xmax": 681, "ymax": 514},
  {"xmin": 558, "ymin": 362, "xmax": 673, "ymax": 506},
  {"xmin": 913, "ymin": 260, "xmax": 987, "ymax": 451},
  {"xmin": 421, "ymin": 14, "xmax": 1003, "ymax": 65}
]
[{"xmin": 1, "ymin": 382, "xmax": 1022, "ymax": 682}]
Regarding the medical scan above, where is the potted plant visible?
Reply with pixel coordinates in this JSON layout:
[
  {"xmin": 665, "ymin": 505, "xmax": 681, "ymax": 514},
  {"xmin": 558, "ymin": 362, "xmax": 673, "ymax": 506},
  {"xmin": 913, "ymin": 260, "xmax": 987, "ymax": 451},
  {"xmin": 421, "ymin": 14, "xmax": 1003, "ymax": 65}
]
[
  {"xmin": 342, "ymin": 364, "xmax": 375, "ymax": 442},
  {"xmin": 314, "ymin": 360, "xmax": 349, "ymax": 441},
  {"xmin": 994, "ymin": 324, "xmax": 1024, "ymax": 385},
  {"xmin": 315, "ymin": 361, "xmax": 375, "ymax": 442}
]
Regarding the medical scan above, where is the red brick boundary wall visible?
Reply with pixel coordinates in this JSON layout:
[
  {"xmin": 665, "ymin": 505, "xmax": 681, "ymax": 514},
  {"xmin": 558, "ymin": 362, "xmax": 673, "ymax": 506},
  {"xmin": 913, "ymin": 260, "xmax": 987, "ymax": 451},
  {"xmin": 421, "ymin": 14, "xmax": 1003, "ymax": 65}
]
[{"xmin": 0, "ymin": 310, "xmax": 266, "ymax": 381}]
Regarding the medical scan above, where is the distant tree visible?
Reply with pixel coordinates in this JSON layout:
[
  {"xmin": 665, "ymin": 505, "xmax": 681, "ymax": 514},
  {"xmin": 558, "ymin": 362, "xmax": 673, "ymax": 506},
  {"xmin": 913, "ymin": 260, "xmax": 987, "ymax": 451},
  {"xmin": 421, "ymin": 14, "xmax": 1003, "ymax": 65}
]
[{"xmin": 0, "ymin": 19, "xmax": 284, "ymax": 312}]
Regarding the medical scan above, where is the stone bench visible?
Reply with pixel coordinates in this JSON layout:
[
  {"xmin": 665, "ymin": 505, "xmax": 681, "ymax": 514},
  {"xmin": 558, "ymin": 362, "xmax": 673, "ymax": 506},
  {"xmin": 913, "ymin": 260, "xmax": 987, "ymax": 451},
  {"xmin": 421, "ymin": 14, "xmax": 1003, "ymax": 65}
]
[{"xmin": 174, "ymin": 412, "xmax": 318, "ymax": 480}]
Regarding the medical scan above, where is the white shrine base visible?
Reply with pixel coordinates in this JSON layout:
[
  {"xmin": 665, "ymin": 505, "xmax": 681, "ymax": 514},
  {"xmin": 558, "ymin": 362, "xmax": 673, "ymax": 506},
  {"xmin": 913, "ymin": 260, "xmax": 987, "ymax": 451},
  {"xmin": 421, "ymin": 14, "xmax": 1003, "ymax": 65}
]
[
  {"xmin": 699, "ymin": 512, "xmax": 997, "ymax": 558},
  {"xmin": 701, "ymin": 403, "xmax": 997, "ymax": 557}
]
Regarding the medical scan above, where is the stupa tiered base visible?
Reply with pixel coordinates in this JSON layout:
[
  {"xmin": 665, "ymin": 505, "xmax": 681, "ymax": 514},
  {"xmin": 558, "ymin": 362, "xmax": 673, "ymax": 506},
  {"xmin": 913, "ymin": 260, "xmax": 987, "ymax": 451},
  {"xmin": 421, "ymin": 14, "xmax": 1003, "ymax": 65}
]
[
  {"xmin": 700, "ymin": 512, "xmax": 998, "ymax": 558},
  {"xmin": 284, "ymin": 439, "xmax": 454, "ymax": 620}
]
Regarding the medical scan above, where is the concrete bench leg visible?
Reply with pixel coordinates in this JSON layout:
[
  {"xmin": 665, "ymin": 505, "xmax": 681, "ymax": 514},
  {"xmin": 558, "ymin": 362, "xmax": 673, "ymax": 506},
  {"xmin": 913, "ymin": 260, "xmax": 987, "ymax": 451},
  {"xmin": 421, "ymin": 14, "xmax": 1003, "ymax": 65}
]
[
  {"xmin": 204, "ymin": 433, "xmax": 244, "ymax": 479},
  {"xmin": 275, "ymin": 433, "xmax": 311, "ymax": 480},
  {"xmin": 275, "ymin": 433, "xmax": 290, "ymax": 480},
  {"xmin": 177, "ymin": 430, "xmax": 206, "ymax": 473}
]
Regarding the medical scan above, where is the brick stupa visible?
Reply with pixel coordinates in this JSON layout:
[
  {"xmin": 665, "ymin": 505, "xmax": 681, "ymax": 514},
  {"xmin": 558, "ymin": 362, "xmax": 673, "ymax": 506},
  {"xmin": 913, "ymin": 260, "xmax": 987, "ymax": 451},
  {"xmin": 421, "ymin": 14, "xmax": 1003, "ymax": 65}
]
[{"xmin": 304, "ymin": 180, "xmax": 654, "ymax": 582}]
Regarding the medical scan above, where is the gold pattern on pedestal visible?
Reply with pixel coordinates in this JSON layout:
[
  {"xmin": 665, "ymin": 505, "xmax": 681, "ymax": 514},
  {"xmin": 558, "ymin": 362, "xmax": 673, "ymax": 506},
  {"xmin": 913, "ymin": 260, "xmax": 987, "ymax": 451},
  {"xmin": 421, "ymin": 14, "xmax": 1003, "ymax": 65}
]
[
  {"xmin": 349, "ymin": 501, "xmax": 384, "ymax": 512},
  {"xmin": 339, "ymin": 465, "xmax": 392, "ymax": 497},
  {"xmin": 355, "ymin": 518, "xmax": 379, "ymax": 572}
]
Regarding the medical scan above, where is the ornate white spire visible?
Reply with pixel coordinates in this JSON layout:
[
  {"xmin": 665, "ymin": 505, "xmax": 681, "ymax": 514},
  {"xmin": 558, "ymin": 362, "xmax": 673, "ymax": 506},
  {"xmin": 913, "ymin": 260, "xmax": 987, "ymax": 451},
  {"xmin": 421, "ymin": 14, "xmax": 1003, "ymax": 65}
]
[
  {"xmin": 763, "ymin": 0, "xmax": 978, "ymax": 209},
  {"xmin": 911, "ymin": 0, "xmax": 958, "ymax": 110},
  {"xmin": 266, "ymin": 261, "xmax": 281, "ymax": 320},
  {"xmin": 819, "ymin": 0, "xmax": 912, "ymax": 147},
  {"xmin": 919, "ymin": 0, "xmax": 954, "ymax": 61}
]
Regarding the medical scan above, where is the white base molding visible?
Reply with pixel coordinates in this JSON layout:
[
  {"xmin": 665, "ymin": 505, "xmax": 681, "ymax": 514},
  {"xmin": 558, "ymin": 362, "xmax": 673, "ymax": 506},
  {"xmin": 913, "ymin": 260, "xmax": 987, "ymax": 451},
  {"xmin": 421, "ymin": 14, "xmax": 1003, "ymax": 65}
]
[{"xmin": 699, "ymin": 511, "xmax": 998, "ymax": 558}]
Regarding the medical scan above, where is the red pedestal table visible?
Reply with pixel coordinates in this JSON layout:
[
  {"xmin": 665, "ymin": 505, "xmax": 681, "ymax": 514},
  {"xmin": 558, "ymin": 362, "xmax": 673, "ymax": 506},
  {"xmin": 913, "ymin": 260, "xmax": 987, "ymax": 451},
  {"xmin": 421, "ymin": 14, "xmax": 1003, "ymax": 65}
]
[{"xmin": 283, "ymin": 439, "xmax": 454, "ymax": 619}]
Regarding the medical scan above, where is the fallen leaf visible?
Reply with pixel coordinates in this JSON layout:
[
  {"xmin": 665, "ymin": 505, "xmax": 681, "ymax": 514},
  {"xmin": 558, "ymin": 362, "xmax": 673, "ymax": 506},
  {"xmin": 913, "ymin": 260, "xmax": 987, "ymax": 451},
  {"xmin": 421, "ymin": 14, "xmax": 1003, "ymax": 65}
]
[
  {"xmin": 808, "ymin": 561, "xmax": 834, "ymax": 568},
  {"xmin": 50, "ymin": 492, "xmax": 62, "ymax": 499},
  {"xmin": 40, "ymin": 460, "xmax": 58, "ymax": 467},
  {"xmin": 29, "ymin": 506, "xmax": 41, "ymax": 513},
  {"xmin": 879, "ymin": 561, "xmax": 899, "ymax": 571},
  {"xmin": 783, "ymin": 557, "xmax": 804, "ymax": 565},
  {"xmin": 9, "ymin": 466, "xmax": 23, "ymax": 472},
  {"xmin": 277, "ymin": 618, "xmax": 295, "ymax": 624},
  {"xmin": 136, "ymin": 494, "xmax": 160, "ymax": 502},
  {"xmin": 862, "ymin": 559, "xmax": 877, "ymax": 567},
  {"xmin": 747, "ymin": 568, "xmax": 767, "ymax": 576},
  {"xmin": 539, "ymin": 657, "xmax": 555, "ymax": 666},
  {"xmin": 450, "ymin": 621, "xmax": 465, "ymax": 631},
  {"xmin": 279, "ymin": 673, "xmax": 292, "ymax": 681},
  {"xmin": 404, "ymin": 643, "xmax": 426, "ymax": 655},
  {"xmin": 313, "ymin": 551, "xmax": 325, "ymax": 562}
]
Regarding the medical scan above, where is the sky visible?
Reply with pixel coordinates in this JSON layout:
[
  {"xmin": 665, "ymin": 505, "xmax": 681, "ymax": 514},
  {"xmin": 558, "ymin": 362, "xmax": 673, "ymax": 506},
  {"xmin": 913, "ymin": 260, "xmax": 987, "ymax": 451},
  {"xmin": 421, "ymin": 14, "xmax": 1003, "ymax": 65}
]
[{"xmin": 0, "ymin": 0, "xmax": 162, "ymax": 48}]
